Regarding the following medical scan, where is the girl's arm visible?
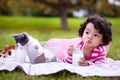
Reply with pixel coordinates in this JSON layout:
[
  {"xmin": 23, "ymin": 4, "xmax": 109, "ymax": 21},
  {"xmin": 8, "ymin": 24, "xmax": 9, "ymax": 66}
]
[
  {"xmin": 63, "ymin": 45, "xmax": 74, "ymax": 64},
  {"xmin": 79, "ymin": 55, "xmax": 106, "ymax": 66},
  {"xmin": 86, "ymin": 52, "xmax": 106, "ymax": 66},
  {"xmin": 79, "ymin": 45, "xmax": 109, "ymax": 66}
]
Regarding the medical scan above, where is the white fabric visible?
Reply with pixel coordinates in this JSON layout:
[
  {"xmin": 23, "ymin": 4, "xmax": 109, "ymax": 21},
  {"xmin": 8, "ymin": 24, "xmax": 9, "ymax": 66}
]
[{"xmin": 0, "ymin": 56, "xmax": 120, "ymax": 77}]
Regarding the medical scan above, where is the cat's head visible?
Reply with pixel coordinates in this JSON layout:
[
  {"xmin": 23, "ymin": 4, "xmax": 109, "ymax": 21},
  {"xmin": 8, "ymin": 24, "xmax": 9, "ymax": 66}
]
[{"xmin": 11, "ymin": 32, "xmax": 29, "ymax": 46}]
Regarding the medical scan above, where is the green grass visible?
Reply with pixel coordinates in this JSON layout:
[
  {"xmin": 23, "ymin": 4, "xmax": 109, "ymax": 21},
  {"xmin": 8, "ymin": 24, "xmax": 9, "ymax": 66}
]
[{"xmin": 0, "ymin": 16, "xmax": 120, "ymax": 80}]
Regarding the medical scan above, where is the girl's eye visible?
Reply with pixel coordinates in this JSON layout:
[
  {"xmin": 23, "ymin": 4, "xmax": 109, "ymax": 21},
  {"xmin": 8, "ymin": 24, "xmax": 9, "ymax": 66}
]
[
  {"xmin": 86, "ymin": 31, "xmax": 89, "ymax": 34},
  {"xmin": 94, "ymin": 34, "xmax": 99, "ymax": 37}
]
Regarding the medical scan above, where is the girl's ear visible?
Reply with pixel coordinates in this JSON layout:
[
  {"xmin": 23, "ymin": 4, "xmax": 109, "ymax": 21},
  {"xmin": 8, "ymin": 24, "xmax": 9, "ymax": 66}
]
[
  {"xmin": 99, "ymin": 43, "xmax": 103, "ymax": 46},
  {"xmin": 99, "ymin": 39, "xmax": 104, "ymax": 46}
]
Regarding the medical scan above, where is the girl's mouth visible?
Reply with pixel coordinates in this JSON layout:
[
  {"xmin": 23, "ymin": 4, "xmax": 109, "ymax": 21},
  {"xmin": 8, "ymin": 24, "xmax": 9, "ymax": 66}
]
[{"xmin": 87, "ymin": 40, "xmax": 92, "ymax": 44}]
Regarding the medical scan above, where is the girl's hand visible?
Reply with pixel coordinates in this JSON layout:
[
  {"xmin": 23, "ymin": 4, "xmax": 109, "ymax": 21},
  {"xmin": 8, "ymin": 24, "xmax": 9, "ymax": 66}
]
[
  {"xmin": 68, "ymin": 45, "xmax": 74, "ymax": 54},
  {"xmin": 78, "ymin": 58, "xmax": 89, "ymax": 66}
]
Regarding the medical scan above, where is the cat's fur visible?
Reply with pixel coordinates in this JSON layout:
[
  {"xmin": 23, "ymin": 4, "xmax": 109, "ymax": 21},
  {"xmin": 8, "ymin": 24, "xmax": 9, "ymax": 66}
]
[{"xmin": 11, "ymin": 32, "xmax": 56, "ymax": 64}]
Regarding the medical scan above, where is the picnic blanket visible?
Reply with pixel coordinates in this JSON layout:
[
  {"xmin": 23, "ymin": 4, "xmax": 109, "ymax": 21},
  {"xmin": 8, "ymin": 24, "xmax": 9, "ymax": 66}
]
[
  {"xmin": 0, "ymin": 57, "xmax": 120, "ymax": 77},
  {"xmin": 0, "ymin": 38, "xmax": 120, "ymax": 77}
]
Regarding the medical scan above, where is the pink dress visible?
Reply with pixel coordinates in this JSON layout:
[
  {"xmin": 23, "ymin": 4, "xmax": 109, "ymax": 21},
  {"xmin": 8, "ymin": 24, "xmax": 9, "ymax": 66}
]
[{"xmin": 44, "ymin": 37, "xmax": 110, "ymax": 65}]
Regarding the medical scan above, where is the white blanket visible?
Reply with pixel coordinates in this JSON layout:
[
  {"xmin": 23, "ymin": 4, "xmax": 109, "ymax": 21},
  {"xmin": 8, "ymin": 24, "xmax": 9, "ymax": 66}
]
[{"xmin": 0, "ymin": 56, "xmax": 120, "ymax": 77}]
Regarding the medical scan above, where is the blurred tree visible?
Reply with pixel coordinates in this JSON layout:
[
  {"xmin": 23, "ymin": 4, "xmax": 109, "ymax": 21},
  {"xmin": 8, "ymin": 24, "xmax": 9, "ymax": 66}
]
[
  {"xmin": 0, "ymin": 0, "xmax": 11, "ymax": 15},
  {"xmin": 93, "ymin": 0, "xmax": 120, "ymax": 17},
  {"xmin": 28, "ymin": 0, "xmax": 119, "ymax": 29},
  {"xmin": 8, "ymin": 0, "xmax": 35, "ymax": 16},
  {"xmin": 28, "ymin": 0, "xmax": 91, "ymax": 29},
  {"xmin": 0, "ymin": 0, "xmax": 120, "ymax": 29},
  {"xmin": 0, "ymin": 0, "xmax": 35, "ymax": 16},
  {"xmin": 8, "ymin": 0, "xmax": 24, "ymax": 16}
]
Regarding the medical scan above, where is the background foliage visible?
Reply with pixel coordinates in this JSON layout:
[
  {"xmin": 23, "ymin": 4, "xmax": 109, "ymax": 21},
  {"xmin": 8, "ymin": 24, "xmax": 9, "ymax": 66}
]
[{"xmin": 0, "ymin": 0, "xmax": 120, "ymax": 29}]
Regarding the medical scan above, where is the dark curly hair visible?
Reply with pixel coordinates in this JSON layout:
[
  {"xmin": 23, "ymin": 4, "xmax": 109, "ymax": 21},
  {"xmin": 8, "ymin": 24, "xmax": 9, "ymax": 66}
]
[{"xmin": 78, "ymin": 15, "xmax": 112, "ymax": 46}]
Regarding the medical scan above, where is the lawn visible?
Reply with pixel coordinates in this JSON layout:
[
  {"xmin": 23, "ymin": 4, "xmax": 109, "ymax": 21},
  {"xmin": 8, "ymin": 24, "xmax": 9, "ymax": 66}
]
[{"xmin": 0, "ymin": 16, "xmax": 120, "ymax": 80}]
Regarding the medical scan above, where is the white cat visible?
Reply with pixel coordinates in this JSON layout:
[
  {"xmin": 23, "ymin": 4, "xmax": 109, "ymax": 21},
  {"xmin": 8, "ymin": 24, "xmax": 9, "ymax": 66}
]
[{"xmin": 11, "ymin": 32, "xmax": 56, "ymax": 64}]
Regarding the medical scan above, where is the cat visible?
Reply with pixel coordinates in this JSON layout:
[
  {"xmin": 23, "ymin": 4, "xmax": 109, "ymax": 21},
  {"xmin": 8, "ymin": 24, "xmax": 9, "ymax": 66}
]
[{"xmin": 11, "ymin": 32, "xmax": 56, "ymax": 64}]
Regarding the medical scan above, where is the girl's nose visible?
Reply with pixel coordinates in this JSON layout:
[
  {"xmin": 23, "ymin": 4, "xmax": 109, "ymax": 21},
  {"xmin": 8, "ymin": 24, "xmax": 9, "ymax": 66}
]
[{"xmin": 88, "ymin": 34, "xmax": 93, "ymax": 39}]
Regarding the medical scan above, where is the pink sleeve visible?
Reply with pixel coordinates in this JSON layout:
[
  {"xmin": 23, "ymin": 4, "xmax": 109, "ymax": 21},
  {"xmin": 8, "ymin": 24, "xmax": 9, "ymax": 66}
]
[
  {"xmin": 87, "ymin": 44, "xmax": 111, "ymax": 66},
  {"xmin": 63, "ymin": 53, "xmax": 72, "ymax": 64}
]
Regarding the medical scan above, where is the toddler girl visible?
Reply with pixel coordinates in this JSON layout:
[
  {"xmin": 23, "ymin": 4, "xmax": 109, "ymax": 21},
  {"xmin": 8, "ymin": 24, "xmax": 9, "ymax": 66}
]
[{"xmin": 63, "ymin": 15, "xmax": 112, "ymax": 66}]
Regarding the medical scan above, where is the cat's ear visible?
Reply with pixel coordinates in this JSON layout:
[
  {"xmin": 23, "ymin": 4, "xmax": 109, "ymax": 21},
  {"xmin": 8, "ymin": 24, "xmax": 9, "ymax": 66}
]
[
  {"xmin": 10, "ymin": 34, "xmax": 16, "ymax": 38},
  {"xmin": 22, "ymin": 32, "xmax": 30, "ymax": 37},
  {"xmin": 23, "ymin": 32, "xmax": 28, "ymax": 35},
  {"xmin": 10, "ymin": 33, "xmax": 20, "ymax": 38}
]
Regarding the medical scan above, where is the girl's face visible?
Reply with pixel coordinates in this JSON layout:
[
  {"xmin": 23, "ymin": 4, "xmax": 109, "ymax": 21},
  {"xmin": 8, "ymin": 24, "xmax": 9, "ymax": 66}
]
[{"xmin": 82, "ymin": 22, "xmax": 103, "ymax": 48}]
